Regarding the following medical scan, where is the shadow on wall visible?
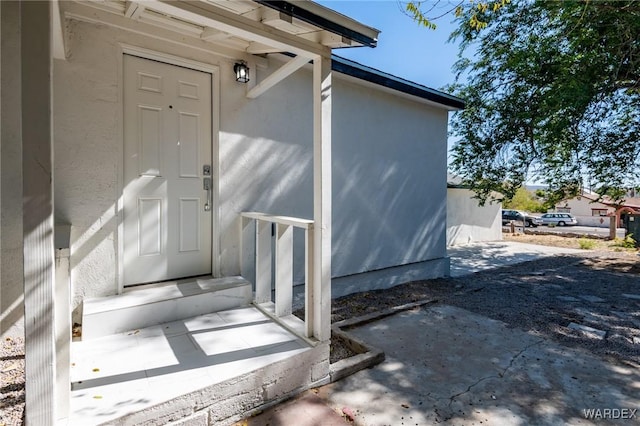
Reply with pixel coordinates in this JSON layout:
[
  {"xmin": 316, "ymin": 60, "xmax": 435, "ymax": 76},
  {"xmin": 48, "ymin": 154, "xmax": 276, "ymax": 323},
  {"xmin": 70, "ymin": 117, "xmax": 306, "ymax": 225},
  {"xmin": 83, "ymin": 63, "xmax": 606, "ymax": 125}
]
[{"xmin": 332, "ymin": 154, "xmax": 446, "ymax": 279}]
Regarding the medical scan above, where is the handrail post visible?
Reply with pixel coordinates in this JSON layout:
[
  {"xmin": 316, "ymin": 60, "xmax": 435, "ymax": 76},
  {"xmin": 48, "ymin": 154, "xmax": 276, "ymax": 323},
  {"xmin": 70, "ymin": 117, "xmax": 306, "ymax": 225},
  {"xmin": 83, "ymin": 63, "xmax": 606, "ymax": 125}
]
[
  {"xmin": 255, "ymin": 220, "xmax": 272, "ymax": 304},
  {"xmin": 304, "ymin": 225, "xmax": 315, "ymax": 337},
  {"xmin": 275, "ymin": 223, "xmax": 293, "ymax": 316},
  {"xmin": 240, "ymin": 212, "xmax": 316, "ymax": 341}
]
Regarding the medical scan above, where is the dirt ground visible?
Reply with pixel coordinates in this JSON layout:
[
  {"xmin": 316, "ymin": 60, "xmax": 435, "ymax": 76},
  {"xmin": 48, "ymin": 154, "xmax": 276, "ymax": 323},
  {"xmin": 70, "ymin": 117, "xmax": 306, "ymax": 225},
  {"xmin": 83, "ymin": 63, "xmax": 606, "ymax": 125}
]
[
  {"xmin": 503, "ymin": 231, "xmax": 636, "ymax": 251},
  {"xmin": 331, "ymin": 234, "xmax": 640, "ymax": 368},
  {"xmin": 2, "ymin": 234, "xmax": 639, "ymax": 426}
]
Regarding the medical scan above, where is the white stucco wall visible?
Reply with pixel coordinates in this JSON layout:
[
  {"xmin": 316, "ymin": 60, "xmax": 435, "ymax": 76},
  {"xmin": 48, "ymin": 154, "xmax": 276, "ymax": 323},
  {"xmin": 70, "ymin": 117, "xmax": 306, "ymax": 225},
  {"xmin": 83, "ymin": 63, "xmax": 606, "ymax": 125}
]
[
  {"xmin": 447, "ymin": 188, "xmax": 502, "ymax": 246},
  {"xmin": 555, "ymin": 197, "xmax": 613, "ymax": 227},
  {"xmin": 558, "ymin": 197, "xmax": 613, "ymax": 217},
  {"xmin": 1, "ymin": 1, "xmax": 25, "ymax": 338},
  {"xmin": 51, "ymin": 18, "xmax": 450, "ymax": 310},
  {"xmin": 332, "ymin": 76, "xmax": 448, "ymax": 277}
]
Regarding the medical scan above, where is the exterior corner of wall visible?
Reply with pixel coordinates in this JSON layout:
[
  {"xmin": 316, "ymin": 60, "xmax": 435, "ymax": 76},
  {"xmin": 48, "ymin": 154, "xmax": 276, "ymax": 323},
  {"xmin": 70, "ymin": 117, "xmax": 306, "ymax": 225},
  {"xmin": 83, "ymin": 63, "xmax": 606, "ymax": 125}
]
[
  {"xmin": 310, "ymin": 343, "xmax": 330, "ymax": 383},
  {"xmin": 443, "ymin": 256, "xmax": 451, "ymax": 277}
]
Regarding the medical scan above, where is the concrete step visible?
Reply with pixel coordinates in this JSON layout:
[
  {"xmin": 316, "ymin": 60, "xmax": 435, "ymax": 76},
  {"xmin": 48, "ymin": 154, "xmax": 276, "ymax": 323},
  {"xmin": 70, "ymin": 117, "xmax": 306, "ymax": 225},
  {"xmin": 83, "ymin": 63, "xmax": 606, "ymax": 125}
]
[{"xmin": 82, "ymin": 276, "xmax": 252, "ymax": 340}]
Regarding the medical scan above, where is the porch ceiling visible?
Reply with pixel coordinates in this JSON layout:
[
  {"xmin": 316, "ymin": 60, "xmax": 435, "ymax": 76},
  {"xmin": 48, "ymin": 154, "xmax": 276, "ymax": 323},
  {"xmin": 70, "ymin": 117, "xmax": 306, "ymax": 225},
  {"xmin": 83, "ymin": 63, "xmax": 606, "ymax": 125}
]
[{"xmin": 63, "ymin": 0, "xmax": 379, "ymax": 58}]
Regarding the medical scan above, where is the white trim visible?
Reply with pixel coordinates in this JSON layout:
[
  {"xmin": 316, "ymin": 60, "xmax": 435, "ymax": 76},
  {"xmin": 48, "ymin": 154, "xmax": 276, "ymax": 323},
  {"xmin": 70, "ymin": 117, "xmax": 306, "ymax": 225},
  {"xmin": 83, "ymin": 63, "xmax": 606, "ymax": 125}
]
[
  {"xmin": 62, "ymin": 2, "xmax": 245, "ymax": 62},
  {"xmin": 117, "ymin": 44, "xmax": 222, "ymax": 291},
  {"xmin": 246, "ymin": 55, "xmax": 309, "ymax": 99},
  {"xmin": 121, "ymin": 44, "xmax": 220, "ymax": 75},
  {"xmin": 334, "ymin": 72, "xmax": 459, "ymax": 111},
  {"xmin": 116, "ymin": 47, "xmax": 125, "ymax": 294},
  {"xmin": 52, "ymin": 0, "xmax": 66, "ymax": 60},
  {"xmin": 145, "ymin": 0, "xmax": 324, "ymax": 58},
  {"xmin": 312, "ymin": 54, "xmax": 332, "ymax": 342}
]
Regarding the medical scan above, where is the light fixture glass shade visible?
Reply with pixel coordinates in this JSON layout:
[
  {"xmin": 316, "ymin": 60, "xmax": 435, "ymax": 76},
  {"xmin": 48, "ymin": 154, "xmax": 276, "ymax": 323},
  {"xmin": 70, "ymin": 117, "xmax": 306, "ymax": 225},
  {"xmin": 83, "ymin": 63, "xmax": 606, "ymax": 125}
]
[{"xmin": 234, "ymin": 61, "xmax": 250, "ymax": 83}]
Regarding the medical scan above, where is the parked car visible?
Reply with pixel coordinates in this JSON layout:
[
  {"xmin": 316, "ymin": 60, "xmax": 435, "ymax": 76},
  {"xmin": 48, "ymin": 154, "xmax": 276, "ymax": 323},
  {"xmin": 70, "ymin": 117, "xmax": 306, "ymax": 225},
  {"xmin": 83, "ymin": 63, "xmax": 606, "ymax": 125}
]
[
  {"xmin": 501, "ymin": 209, "xmax": 542, "ymax": 227},
  {"xmin": 539, "ymin": 213, "xmax": 578, "ymax": 226}
]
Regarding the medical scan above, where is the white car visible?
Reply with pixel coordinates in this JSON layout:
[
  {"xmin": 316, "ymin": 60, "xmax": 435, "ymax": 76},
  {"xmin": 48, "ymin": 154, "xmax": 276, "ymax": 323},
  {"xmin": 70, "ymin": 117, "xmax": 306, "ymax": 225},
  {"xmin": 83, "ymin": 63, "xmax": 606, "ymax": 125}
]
[{"xmin": 540, "ymin": 213, "xmax": 578, "ymax": 226}]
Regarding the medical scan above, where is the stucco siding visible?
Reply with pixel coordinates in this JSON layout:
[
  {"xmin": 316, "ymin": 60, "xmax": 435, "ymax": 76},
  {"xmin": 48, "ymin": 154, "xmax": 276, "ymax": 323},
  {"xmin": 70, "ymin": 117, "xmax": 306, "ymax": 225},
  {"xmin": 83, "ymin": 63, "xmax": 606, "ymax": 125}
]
[
  {"xmin": 332, "ymin": 77, "xmax": 448, "ymax": 278},
  {"xmin": 1, "ymin": 1, "xmax": 25, "ymax": 337},
  {"xmin": 0, "ymin": 2, "xmax": 24, "ymax": 335},
  {"xmin": 53, "ymin": 20, "xmax": 235, "ymax": 309},
  {"xmin": 50, "ymin": 19, "xmax": 449, "ymax": 307},
  {"xmin": 446, "ymin": 188, "xmax": 502, "ymax": 246},
  {"xmin": 218, "ymin": 61, "xmax": 314, "ymax": 278},
  {"xmin": 560, "ymin": 197, "xmax": 612, "ymax": 217},
  {"xmin": 557, "ymin": 197, "xmax": 613, "ymax": 227}
]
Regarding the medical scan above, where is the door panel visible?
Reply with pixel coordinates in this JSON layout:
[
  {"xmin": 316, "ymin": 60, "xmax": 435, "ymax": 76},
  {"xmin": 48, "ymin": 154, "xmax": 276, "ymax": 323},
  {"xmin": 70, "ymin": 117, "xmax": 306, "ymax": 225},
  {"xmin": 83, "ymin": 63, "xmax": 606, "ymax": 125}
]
[{"xmin": 123, "ymin": 55, "xmax": 212, "ymax": 285}]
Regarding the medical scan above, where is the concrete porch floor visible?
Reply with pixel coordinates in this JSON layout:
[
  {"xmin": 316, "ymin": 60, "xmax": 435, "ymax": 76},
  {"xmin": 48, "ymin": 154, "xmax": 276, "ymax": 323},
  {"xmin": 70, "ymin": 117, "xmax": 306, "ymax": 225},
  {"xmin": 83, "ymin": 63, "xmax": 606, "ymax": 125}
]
[{"xmin": 69, "ymin": 306, "xmax": 312, "ymax": 425}]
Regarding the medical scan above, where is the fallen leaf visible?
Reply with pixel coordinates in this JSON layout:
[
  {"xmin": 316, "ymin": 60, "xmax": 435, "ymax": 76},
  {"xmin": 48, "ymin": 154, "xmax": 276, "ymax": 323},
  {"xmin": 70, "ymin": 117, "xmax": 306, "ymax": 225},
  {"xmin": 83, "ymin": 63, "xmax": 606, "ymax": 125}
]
[
  {"xmin": 342, "ymin": 407, "xmax": 355, "ymax": 422},
  {"xmin": 93, "ymin": 395, "xmax": 102, "ymax": 399},
  {"xmin": 92, "ymin": 368, "xmax": 100, "ymax": 372}
]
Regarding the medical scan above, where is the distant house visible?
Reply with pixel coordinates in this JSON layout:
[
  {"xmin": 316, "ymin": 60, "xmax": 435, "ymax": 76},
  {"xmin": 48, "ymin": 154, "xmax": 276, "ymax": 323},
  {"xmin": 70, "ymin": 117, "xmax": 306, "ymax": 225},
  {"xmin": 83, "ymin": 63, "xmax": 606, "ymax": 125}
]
[
  {"xmin": 447, "ymin": 174, "xmax": 502, "ymax": 246},
  {"xmin": 555, "ymin": 191, "xmax": 640, "ymax": 228}
]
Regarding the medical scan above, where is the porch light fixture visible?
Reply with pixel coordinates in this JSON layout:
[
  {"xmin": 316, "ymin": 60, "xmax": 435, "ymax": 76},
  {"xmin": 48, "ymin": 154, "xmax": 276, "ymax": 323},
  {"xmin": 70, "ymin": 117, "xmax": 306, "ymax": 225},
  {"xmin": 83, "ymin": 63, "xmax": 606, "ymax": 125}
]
[{"xmin": 233, "ymin": 61, "xmax": 250, "ymax": 83}]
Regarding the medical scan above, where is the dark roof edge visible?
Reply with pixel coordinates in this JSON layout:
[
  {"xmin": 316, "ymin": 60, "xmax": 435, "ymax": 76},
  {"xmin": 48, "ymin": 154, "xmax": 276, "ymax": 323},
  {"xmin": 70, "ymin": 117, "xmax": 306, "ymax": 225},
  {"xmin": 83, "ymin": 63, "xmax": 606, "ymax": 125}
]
[
  {"xmin": 254, "ymin": 0, "xmax": 377, "ymax": 48},
  {"xmin": 332, "ymin": 55, "xmax": 465, "ymax": 110}
]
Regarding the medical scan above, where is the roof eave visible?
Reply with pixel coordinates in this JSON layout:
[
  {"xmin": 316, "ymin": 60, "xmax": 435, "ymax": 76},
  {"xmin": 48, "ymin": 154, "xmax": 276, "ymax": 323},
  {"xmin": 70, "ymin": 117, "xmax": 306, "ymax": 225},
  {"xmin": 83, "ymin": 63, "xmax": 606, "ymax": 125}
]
[
  {"xmin": 254, "ymin": 0, "xmax": 380, "ymax": 48},
  {"xmin": 332, "ymin": 55, "xmax": 465, "ymax": 110}
]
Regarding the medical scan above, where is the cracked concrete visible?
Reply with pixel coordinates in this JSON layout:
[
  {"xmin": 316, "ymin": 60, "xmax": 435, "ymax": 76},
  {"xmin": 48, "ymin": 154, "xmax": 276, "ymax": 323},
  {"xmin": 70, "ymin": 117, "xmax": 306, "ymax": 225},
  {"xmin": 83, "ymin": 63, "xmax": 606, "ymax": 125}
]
[{"xmin": 319, "ymin": 305, "xmax": 640, "ymax": 425}]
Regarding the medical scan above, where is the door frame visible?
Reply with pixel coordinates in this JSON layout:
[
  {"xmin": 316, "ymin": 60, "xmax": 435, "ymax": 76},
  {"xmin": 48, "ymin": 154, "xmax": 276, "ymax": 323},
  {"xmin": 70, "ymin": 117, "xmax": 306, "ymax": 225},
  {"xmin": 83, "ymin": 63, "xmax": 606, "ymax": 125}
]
[{"xmin": 116, "ymin": 44, "xmax": 221, "ymax": 294}]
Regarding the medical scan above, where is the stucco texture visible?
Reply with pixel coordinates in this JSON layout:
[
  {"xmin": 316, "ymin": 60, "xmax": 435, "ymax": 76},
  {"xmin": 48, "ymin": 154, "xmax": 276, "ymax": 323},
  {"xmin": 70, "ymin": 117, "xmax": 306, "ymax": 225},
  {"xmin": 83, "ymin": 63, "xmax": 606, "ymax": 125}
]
[
  {"xmin": 50, "ymin": 18, "xmax": 450, "ymax": 303},
  {"xmin": 1, "ymin": 1, "xmax": 25, "ymax": 337},
  {"xmin": 447, "ymin": 188, "xmax": 502, "ymax": 246}
]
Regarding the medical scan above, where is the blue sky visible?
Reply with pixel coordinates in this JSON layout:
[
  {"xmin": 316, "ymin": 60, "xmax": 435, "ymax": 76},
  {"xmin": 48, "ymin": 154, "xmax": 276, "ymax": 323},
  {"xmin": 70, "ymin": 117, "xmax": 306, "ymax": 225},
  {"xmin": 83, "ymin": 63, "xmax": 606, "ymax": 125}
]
[{"xmin": 316, "ymin": 1, "xmax": 463, "ymax": 91}]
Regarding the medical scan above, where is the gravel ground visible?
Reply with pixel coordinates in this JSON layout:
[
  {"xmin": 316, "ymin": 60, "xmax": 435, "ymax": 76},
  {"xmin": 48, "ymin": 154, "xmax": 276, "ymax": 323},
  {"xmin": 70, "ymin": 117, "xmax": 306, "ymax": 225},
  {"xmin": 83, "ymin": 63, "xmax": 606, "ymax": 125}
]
[
  {"xmin": 0, "ymin": 336, "xmax": 25, "ymax": 426},
  {"xmin": 331, "ymin": 250, "xmax": 640, "ymax": 366},
  {"xmin": 2, "ymin": 241, "xmax": 638, "ymax": 424}
]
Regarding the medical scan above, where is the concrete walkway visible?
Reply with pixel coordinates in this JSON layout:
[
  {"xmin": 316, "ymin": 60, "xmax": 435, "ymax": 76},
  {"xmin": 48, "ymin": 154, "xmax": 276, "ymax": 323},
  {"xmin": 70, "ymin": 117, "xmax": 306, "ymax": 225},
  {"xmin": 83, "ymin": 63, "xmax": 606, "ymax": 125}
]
[
  {"xmin": 242, "ymin": 241, "xmax": 638, "ymax": 426},
  {"xmin": 448, "ymin": 241, "xmax": 583, "ymax": 277},
  {"xmin": 320, "ymin": 305, "xmax": 640, "ymax": 425}
]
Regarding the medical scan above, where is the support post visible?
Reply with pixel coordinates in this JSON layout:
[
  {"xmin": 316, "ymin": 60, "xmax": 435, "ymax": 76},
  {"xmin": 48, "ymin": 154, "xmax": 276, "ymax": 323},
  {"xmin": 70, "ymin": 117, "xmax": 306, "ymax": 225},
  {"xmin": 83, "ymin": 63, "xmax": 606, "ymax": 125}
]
[
  {"xmin": 22, "ymin": 1, "xmax": 56, "ymax": 424},
  {"xmin": 609, "ymin": 216, "xmax": 616, "ymax": 240},
  {"xmin": 312, "ymin": 53, "xmax": 332, "ymax": 342},
  {"xmin": 304, "ymin": 225, "xmax": 314, "ymax": 337},
  {"xmin": 255, "ymin": 220, "xmax": 272, "ymax": 303},
  {"xmin": 275, "ymin": 223, "xmax": 293, "ymax": 316}
]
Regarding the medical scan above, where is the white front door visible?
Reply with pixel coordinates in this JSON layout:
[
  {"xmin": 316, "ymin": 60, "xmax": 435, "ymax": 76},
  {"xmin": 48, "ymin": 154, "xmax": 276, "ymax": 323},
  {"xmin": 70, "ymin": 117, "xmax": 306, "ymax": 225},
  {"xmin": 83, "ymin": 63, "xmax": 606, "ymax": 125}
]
[{"xmin": 123, "ymin": 54, "xmax": 212, "ymax": 286}]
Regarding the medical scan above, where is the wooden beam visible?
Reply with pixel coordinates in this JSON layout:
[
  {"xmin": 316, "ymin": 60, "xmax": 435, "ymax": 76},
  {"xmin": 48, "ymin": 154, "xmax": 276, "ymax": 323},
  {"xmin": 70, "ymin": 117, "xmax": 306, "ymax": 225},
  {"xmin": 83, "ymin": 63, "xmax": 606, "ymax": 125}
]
[
  {"xmin": 245, "ymin": 41, "xmax": 282, "ymax": 54},
  {"xmin": 312, "ymin": 54, "xmax": 332, "ymax": 342},
  {"xmin": 124, "ymin": 1, "xmax": 145, "ymax": 20},
  {"xmin": 63, "ymin": 2, "xmax": 242, "ymax": 61},
  {"xmin": 149, "ymin": 0, "xmax": 327, "ymax": 57},
  {"xmin": 22, "ymin": 1, "xmax": 56, "ymax": 424},
  {"xmin": 200, "ymin": 27, "xmax": 231, "ymax": 41},
  {"xmin": 261, "ymin": 8, "xmax": 291, "ymax": 25},
  {"xmin": 246, "ymin": 55, "xmax": 309, "ymax": 99}
]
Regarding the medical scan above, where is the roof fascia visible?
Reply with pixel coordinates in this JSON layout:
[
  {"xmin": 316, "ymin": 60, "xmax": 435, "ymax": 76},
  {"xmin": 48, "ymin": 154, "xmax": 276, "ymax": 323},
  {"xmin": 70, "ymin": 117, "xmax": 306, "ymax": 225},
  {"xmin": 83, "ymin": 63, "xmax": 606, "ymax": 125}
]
[
  {"xmin": 332, "ymin": 55, "xmax": 465, "ymax": 110},
  {"xmin": 254, "ymin": 0, "xmax": 379, "ymax": 48}
]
